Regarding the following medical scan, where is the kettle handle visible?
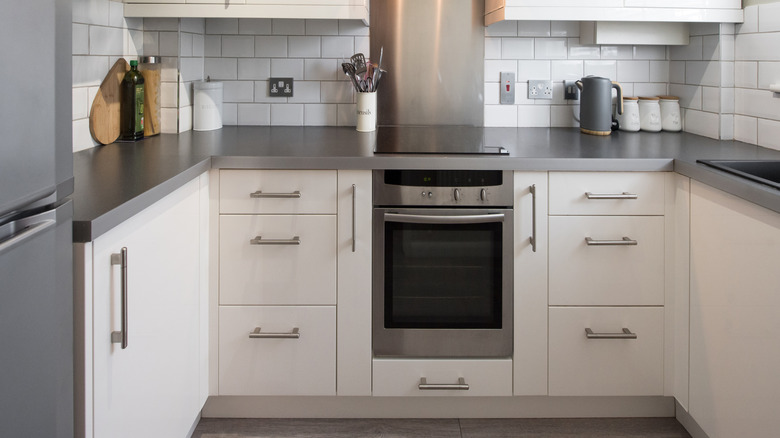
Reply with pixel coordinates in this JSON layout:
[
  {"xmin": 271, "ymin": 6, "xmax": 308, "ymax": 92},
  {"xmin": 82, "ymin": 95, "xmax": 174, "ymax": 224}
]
[
  {"xmin": 612, "ymin": 81, "xmax": 623, "ymax": 115},
  {"xmin": 575, "ymin": 80, "xmax": 583, "ymax": 91}
]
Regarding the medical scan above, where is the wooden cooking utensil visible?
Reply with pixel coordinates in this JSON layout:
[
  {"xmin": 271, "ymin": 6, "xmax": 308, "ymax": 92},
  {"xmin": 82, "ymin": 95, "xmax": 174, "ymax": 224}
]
[{"xmin": 89, "ymin": 58, "xmax": 129, "ymax": 145}]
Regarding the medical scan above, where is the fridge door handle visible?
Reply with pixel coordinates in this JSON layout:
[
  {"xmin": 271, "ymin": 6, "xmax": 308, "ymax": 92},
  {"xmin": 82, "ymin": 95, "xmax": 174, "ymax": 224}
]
[{"xmin": 0, "ymin": 212, "xmax": 56, "ymax": 256}]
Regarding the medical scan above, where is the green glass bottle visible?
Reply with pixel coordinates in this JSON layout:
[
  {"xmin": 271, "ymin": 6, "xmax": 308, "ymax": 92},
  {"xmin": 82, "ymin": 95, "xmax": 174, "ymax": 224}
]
[{"xmin": 120, "ymin": 60, "xmax": 145, "ymax": 141}]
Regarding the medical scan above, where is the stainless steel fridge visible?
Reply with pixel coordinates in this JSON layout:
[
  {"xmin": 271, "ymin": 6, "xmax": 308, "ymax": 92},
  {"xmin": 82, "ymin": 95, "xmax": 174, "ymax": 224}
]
[{"xmin": 0, "ymin": 0, "xmax": 74, "ymax": 437}]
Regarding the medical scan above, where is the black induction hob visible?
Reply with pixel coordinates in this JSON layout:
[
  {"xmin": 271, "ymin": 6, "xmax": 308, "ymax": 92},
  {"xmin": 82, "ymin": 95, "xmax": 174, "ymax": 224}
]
[{"xmin": 373, "ymin": 126, "xmax": 509, "ymax": 155}]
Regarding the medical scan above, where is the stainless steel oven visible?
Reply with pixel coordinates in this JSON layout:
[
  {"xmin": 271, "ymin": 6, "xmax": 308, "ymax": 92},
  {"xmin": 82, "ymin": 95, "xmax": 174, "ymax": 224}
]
[{"xmin": 373, "ymin": 170, "xmax": 513, "ymax": 358}]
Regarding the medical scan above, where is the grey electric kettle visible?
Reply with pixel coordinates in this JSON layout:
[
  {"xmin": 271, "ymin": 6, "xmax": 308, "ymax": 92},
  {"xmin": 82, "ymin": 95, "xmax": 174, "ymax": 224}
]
[{"xmin": 576, "ymin": 76, "xmax": 623, "ymax": 136}]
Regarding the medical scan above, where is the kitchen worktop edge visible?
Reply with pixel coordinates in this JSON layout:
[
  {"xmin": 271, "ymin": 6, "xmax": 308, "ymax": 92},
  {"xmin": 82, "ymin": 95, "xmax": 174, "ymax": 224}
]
[{"xmin": 72, "ymin": 126, "xmax": 780, "ymax": 242}]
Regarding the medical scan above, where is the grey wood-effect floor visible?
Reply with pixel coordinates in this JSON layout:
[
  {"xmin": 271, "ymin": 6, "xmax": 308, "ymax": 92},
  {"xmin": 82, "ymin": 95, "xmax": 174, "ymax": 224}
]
[{"xmin": 192, "ymin": 418, "xmax": 692, "ymax": 438}]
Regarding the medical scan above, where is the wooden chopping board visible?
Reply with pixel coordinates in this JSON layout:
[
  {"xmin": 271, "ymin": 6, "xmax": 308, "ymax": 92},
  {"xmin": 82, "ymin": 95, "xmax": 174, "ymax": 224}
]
[{"xmin": 89, "ymin": 58, "xmax": 129, "ymax": 145}]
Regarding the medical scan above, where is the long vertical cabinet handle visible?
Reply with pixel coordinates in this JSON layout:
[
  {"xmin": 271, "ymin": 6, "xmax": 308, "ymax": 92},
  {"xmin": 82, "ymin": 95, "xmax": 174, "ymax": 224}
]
[
  {"xmin": 529, "ymin": 184, "xmax": 537, "ymax": 253},
  {"xmin": 351, "ymin": 184, "xmax": 357, "ymax": 253},
  {"xmin": 110, "ymin": 247, "xmax": 128, "ymax": 349}
]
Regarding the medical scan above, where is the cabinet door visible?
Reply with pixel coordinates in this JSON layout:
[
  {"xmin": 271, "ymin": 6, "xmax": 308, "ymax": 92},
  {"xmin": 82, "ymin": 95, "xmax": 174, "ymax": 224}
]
[
  {"xmin": 336, "ymin": 170, "xmax": 372, "ymax": 395},
  {"xmin": 689, "ymin": 182, "xmax": 780, "ymax": 438},
  {"xmin": 92, "ymin": 178, "xmax": 203, "ymax": 438}
]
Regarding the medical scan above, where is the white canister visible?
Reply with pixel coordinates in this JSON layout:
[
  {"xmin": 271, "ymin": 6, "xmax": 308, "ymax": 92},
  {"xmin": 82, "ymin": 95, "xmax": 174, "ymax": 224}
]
[
  {"xmin": 193, "ymin": 81, "xmax": 223, "ymax": 131},
  {"xmin": 659, "ymin": 95, "xmax": 682, "ymax": 132},
  {"xmin": 616, "ymin": 97, "xmax": 640, "ymax": 132},
  {"xmin": 356, "ymin": 92, "xmax": 377, "ymax": 132},
  {"xmin": 638, "ymin": 96, "xmax": 662, "ymax": 132}
]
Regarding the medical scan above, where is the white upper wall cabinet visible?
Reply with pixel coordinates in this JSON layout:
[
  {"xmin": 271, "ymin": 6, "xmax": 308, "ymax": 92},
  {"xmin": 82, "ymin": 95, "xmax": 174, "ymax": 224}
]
[
  {"xmin": 485, "ymin": 0, "xmax": 743, "ymax": 25},
  {"xmin": 124, "ymin": 0, "xmax": 370, "ymax": 25}
]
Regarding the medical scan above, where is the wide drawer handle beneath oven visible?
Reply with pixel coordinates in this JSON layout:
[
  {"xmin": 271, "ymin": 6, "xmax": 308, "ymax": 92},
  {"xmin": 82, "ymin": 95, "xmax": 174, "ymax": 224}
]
[
  {"xmin": 250, "ymin": 190, "xmax": 302, "ymax": 199},
  {"xmin": 585, "ymin": 192, "xmax": 638, "ymax": 200},
  {"xmin": 585, "ymin": 328, "xmax": 637, "ymax": 339},
  {"xmin": 384, "ymin": 213, "xmax": 504, "ymax": 225},
  {"xmin": 418, "ymin": 377, "xmax": 470, "ymax": 391},
  {"xmin": 250, "ymin": 236, "xmax": 301, "ymax": 245},
  {"xmin": 249, "ymin": 327, "xmax": 301, "ymax": 339},
  {"xmin": 585, "ymin": 237, "xmax": 637, "ymax": 246}
]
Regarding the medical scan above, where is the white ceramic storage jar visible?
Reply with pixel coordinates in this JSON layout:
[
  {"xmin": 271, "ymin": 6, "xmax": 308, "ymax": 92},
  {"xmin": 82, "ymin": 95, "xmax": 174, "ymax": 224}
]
[
  {"xmin": 658, "ymin": 95, "xmax": 682, "ymax": 132},
  {"xmin": 617, "ymin": 97, "xmax": 640, "ymax": 132},
  {"xmin": 638, "ymin": 96, "xmax": 662, "ymax": 132}
]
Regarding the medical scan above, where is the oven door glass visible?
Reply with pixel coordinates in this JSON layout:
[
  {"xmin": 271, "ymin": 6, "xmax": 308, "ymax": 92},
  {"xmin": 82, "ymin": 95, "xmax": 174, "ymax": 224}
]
[{"xmin": 383, "ymin": 212, "xmax": 503, "ymax": 329}]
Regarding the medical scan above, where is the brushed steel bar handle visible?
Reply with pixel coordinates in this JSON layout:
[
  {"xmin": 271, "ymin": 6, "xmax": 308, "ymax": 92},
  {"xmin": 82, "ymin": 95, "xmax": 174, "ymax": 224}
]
[
  {"xmin": 585, "ymin": 237, "xmax": 638, "ymax": 246},
  {"xmin": 110, "ymin": 247, "xmax": 128, "ymax": 349},
  {"xmin": 351, "ymin": 184, "xmax": 356, "ymax": 253},
  {"xmin": 529, "ymin": 184, "xmax": 537, "ymax": 253},
  {"xmin": 385, "ymin": 212, "xmax": 505, "ymax": 225},
  {"xmin": 585, "ymin": 192, "xmax": 638, "ymax": 200},
  {"xmin": 250, "ymin": 236, "xmax": 301, "ymax": 245},
  {"xmin": 585, "ymin": 328, "xmax": 637, "ymax": 340},
  {"xmin": 249, "ymin": 190, "xmax": 302, "ymax": 199},
  {"xmin": 418, "ymin": 377, "xmax": 470, "ymax": 391},
  {"xmin": 0, "ymin": 218, "xmax": 55, "ymax": 256},
  {"xmin": 249, "ymin": 327, "xmax": 301, "ymax": 339}
]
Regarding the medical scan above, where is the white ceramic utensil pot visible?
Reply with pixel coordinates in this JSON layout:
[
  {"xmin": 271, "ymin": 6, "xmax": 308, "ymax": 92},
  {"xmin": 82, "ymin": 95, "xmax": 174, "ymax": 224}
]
[{"xmin": 356, "ymin": 92, "xmax": 377, "ymax": 132}]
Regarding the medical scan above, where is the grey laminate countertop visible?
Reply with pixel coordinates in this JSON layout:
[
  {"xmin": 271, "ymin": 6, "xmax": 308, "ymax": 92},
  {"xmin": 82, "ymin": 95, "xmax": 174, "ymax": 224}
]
[{"xmin": 72, "ymin": 126, "xmax": 780, "ymax": 242}]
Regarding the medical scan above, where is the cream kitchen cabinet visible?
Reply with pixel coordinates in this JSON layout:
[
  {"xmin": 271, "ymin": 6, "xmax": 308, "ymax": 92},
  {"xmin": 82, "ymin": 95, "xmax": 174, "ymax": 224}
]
[
  {"xmin": 547, "ymin": 172, "xmax": 668, "ymax": 397},
  {"xmin": 485, "ymin": 0, "xmax": 742, "ymax": 26},
  {"xmin": 123, "ymin": 0, "xmax": 370, "ymax": 24},
  {"xmin": 74, "ymin": 174, "xmax": 209, "ymax": 438},
  {"xmin": 688, "ymin": 181, "xmax": 780, "ymax": 438}
]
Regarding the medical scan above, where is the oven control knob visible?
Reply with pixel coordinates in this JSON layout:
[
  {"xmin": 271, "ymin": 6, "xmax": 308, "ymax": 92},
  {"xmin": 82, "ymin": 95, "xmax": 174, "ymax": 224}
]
[
  {"xmin": 480, "ymin": 188, "xmax": 487, "ymax": 201},
  {"xmin": 421, "ymin": 191, "xmax": 426, "ymax": 198},
  {"xmin": 428, "ymin": 191, "xmax": 433, "ymax": 198},
  {"xmin": 454, "ymin": 188, "xmax": 461, "ymax": 202}
]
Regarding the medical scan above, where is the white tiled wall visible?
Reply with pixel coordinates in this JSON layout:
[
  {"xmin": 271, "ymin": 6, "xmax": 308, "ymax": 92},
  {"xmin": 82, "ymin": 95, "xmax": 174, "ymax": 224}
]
[
  {"xmin": 483, "ymin": 20, "xmax": 670, "ymax": 128},
  {"xmin": 72, "ymin": 0, "xmax": 143, "ymax": 152},
  {"xmin": 203, "ymin": 18, "xmax": 368, "ymax": 126},
  {"xmin": 733, "ymin": 4, "xmax": 780, "ymax": 151}
]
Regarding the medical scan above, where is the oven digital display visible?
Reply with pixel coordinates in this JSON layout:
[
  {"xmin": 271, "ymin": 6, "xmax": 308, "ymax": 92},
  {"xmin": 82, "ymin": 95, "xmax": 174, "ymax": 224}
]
[{"xmin": 384, "ymin": 170, "xmax": 503, "ymax": 187}]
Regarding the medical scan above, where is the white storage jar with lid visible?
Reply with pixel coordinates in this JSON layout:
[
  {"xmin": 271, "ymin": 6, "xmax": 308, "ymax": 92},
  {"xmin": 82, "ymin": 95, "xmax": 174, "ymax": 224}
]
[
  {"xmin": 638, "ymin": 96, "xmax": 662, "ymax": 132},
  {"xmin": 616, "ymin": 97, "xmax": 640, "ymax": 132},
  {"xmin": 658, "ymin": 95, "xmax": 681, "ymax": 132}
]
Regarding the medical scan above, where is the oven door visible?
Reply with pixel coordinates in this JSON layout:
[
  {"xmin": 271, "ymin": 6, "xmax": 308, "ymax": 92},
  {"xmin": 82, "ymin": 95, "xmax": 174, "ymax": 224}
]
[{"xmin": 372, "ymin": 208, "xmax": 513, "ymax": 358}]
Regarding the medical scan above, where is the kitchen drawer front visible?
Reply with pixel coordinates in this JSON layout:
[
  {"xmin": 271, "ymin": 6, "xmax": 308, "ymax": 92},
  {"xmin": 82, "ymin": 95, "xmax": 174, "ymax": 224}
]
[
  {"xmin": 220, "ymin": 170, "xmax": 337, "ymax": 214},
  {"xmin": 372, "ymin": 359, "xmax": 513, "ymax": 397},
  {"xmin": 220, "ymin": 215, "xmax": 336, "ymax": 305},
  {"xmin": 549, "ymin": 172, "xmax": 665, "ymax": 216},
  {"xmin": 218, "ymin": 306, "xmax": 336, "ymax": 396},
  {"xmin": 548, "ymin": 306, "xmax": 664, "ymax": 396},
  {"xmin": 549, "ymin": 215, "xmax": 664, "ymax": 306}
]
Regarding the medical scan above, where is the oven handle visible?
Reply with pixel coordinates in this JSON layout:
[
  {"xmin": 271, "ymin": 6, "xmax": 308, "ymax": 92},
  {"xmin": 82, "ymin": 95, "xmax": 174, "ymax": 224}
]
[{"xmin": 384, "ymin": 212, "xmax": 505, "ymax": 225}]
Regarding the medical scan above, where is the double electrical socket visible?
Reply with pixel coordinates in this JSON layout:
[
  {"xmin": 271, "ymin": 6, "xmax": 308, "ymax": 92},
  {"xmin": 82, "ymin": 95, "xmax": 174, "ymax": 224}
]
[{"xmin": 528, "ymin": 80, "xmax": 553, "ymax": 100}]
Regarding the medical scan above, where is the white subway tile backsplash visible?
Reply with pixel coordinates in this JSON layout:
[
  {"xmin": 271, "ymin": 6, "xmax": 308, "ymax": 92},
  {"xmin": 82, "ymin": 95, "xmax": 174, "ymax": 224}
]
[
  {"xmin": 486, "ymin": 60, "xmax": 518, "ymax": 82},
  {"xmin": 701, "ymin": 86, "xmax": 720, "ymax": 113},
  {"xmin": 125, "ymin": 29, "xmax": 143, "ymax": 57},
  {"xmin": 73, "ymin": 55, "xmax": 108, "ymax": 87},
  {"xmin": 180, "ymin": 32, "xmax": 193, "ymax": 57},
  {"xmin": 271, "ymin": 104, "xmax": 304, "ymax": 125},
  {"xmin": 617, "ymin": 61, "xmax": 649, "ymax": 83},
  {"xmin": 73, "ymin": 0, "xmax": 109, "ymax": 26},
  {"xmin": 238, "ymin": 103, "xmax": 271, "ymax": 125},
  {"xmin": 161, "ymin": 82, "xmax": 177, "ymax": 108},
  {"xmin": 337, "ymin": 103, "xmax": 357, "ymax": 126},
  {"xmin": 306, "ymin": 20, "xmax": 339, "ymax": 36},
  {"xmin": 757, "ymin": 118, "xmax": 780, "ymax": 151},
  {"xmin": 485, "ymin": 20, "xmax": 517, "ymax": 37},
  {"xmin": 222, "ymin": 103, "xmax": 238, "ymax": 125},
  {"xmin": 758, "ymin": 62, "xmax": 780, "ymax": 90},
  {"xmin": 180, "ymin": 57, "xmax": 204, "ymax": 82},
  {"xmin": 734, "ymin": 115, "xmax": 758, "ymax": 144},
  {"xmin": 178, "ymin": 106, "xmax": 193, "ymax": 133},
  {"xmin": 304, "ymin": 104, "xmax": 337, "ymax": 126},
  {"xmin": 90, "ymin": 26, "xmax": 124, "ymax": 56},
  {"xmin": 305, "ymin": 59, "xmax": 338, "ymax": 81},
  {"xmin": 207, "ymin": 18, "xmax": 239, "ymax": 35},
  {"xmin": 720, "ymin": 62, "xmax": 734, "ymax": 88},
  {"xmin": 355, "ymin": 37, "xmax": 370, "ymax": 59},
  {"xmin": 735, "ymin": 61, "xmax": 758, "ymax": 88},
  {"xmin": 600, "ymin": 46, "xmax": 633, "ymax": 60},
  {"xmin": 518, "ymin": 21, "xmax": 551, "ymax": 37},
  {"xmin": 502, "ymin": 38, "xmax": 534, "ymax": 60},
  {"xmin": 649, "ymin": 61, "xmax": 670, "ymax": 83},
  {"xmin": 633, "ymin": 83, "xmax": 666, "ymax": 97},
  {"xmin": 535, "ymin": 38, "xmax": 567, "ymax": 60},
  {"xmin": 289, "ymin": 36, "xmax": 321, "ymax": 58},
  {"xmin": 222, "ymin": 36, "xmax": 255, "ymax": 58},
  {"xmin": 193, "ymin": 34, "xmax": 205, "ymax": 57},
  {"xmin": 288, "ymin": 81, "xmax": 321, "ymax": 104},
  {"xmin": 551, "ymin": 21, "xmax": 579, "ymax": 38},
  {"xmin": 670, "ymin": 84, "xmax": 702, "ymax": 110},
  {"xmin": 255, "ymin": 36, "xmax": 288, "ymax": 58},
  {"xmin": 690, "ymin": 23, "xmax": 719, "ymax": 37},
  {"xmin": 223, "ymin": 81, "xmax": 255, "ymax": 103},
  {"xmin": 181, "ymin": 18, "xmax": 206, "ymax": 35},
  {"xmin": 144, "ymin": 18, "xmax": 178, "ymax": 32},
  {"xmin": 239, "ymin": 19, "xmax": 272, "ymax": 35},
  {"xmin": 271, "ymin": 58, "xmax": 304, "ymax": 80},
  {"xmin": 551, "ymin": 61, "xmax": 583, "ymax": 81},
  {"xmin": 238, "ymin": 58, "xmax": 271, "ymax": 80},
  {"xmin": 72, "ymin": 88, "xmax": 88, "ymax": 120},
  {"xmin": 159, "ymin": 32, "xmax": 179, "ymax": 57},
  {"xmin": 484, "ymin": 105, "xmax": 518, "ymax": 127},
  {"xmin": 518, "ymin": 105, "xmax": 550, "ymax": 127},
  {"xmin": 551, "ymin": 105, "xmax": 578, "ymax": 128},
  {"xmin": 686, "ymin": 61, "xmax": 720, "ymax": 87},
  {"xmin": 484, "ymin": 83, "xmax": 501, "ymax": 105},
  {"xmin": 72, "ymin": 118, "xmax": 98, "ymax": 152},
  {"xmin": 160, "ymin": 108, "xmax": 178, "ymax": 134},
  {"xmin": 339, "ymin": 20, "xmax": 369, "ymax": 36},
  {"xmin": 322, "ymin": 36, "xmax": 354, "ymax": 59},
  {"xmin": 720, "ymin": 114, "xmax": 734, "ymax": 140},
  {"xmin": 205, "ymin": 35, "xmax": 221, "ymax": 57},
  {"xmin": 735, "ymin": 88, "xmax": 780, "ymax": 119},
  {"xmin": 273, "ymin": 19, "xmax": 305, "ymax": 36},
  {"xmin": 702, "ymin": 35, "xmax": 720, "ymax": 61},
  {"xmin": 684, "ymin": 109, "xmax": 720, "ymax": 139},
  {"xmin": 720, "ymin": 34, "xmax": 735, "ymax": 61},
  {"xmin": 568, "ymin": 39, "xmax": 600, "ymax": 60},
  {"xmin": 179, "ymin": 81, "xmax": 193, "ymax": 108},
  {"xmin": 73, "ymin": 24, "xmax": 89, "ymax": 55},
  {"xmin": 759, "ymin": 3, "xmax": 780, "ymax": 33},
  {"xmin": 738, "ymin": 5, "xmax": 759, "ymax": 34},
  {"xmin": 670, "ymin": 36, "xmax": 702, "ymax": 61},
  {"xmin": 633, "ymin": 46, "xmax": 666, "ymax": 61},
  {"xmin": 205, "ymin": 58, "xmax": 238, "ymax": 80},
  {"xmin": 735, "ymin": 32, "xmax": 780, "ymax": 61},
  {"xmin": 669, "ymin": 61, "xmax": 685, "ymax": 84},
  {"xmin": 485, "ymin": 38, "xmax": 502, "ymax": 60},
  {"xmin": 321, "ymin": 81, "xmax": 354, "ymax": 104},
  {"xmin": 583, "ymin": 60, "xmax": 616, "ymax": 80},
  {"xmin": 721, "ymin": 87, "xmax": 734, "ymax": 113},
  {"xmin": 518, "ymin": 60, "xmax": 551, "ymax": 81}
]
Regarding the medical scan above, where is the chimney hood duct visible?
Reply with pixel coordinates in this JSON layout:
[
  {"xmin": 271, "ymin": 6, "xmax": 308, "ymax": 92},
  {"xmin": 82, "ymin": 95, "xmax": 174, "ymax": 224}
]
[{"xmin": 370, "ymin": 0, "xmax": 485, "ymax": 127}]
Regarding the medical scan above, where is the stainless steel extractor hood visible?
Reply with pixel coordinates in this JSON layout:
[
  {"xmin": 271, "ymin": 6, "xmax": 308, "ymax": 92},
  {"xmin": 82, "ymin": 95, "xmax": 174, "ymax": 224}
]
[{"xmin": 370, "ymin": 0, "xmax": 485, "ymax": 127}]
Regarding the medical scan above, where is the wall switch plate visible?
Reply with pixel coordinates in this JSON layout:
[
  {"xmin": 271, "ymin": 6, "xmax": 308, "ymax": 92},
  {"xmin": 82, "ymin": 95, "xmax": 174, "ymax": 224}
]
[
  {"xmin": 499, "ymin": 72, "xmax": 516, "ymax": 105},
  {"xmin": 269, "ymin": 77, "xmax": 293, "ymax": 97},
  {"xmin": 528, "ymin": 79, "xmax": 553, "ymax": 100},
  {"xmin": 563, "ymin": 80, "xmax": 580, "ymax": 100}
]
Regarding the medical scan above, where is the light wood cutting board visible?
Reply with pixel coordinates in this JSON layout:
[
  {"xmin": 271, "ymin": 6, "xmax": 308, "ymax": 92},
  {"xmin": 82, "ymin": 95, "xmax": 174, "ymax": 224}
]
[{"xmin": 89, "ymin": 58, "xmax": 129, "ymax": 145}]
